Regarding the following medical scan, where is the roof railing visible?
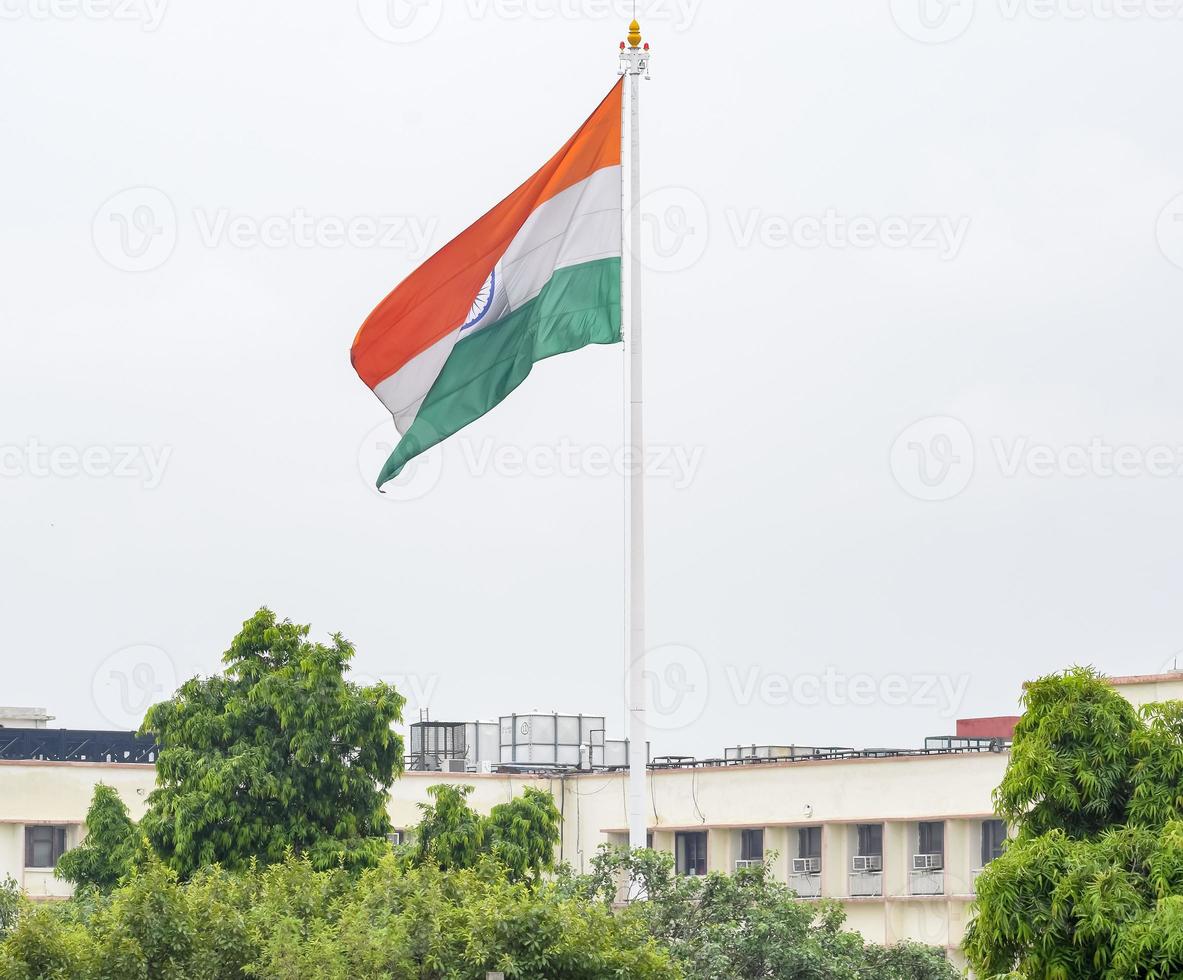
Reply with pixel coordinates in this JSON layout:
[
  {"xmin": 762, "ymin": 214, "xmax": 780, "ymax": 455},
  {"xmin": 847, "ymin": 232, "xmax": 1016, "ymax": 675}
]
[{"xmin": 0, "ymin": 728, "xmax": 158, "ymax": 764}]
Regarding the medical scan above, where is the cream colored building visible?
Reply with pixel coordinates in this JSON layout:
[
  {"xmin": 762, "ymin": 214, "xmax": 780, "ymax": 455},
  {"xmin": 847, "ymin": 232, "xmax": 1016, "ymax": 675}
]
[
  {"xmin": 2, "ymin": 673, "xmax": 1179, "ymax": 967},
  {"xmin": 0, "ymin": 707, "xmax": 52, "ymax": 729}
]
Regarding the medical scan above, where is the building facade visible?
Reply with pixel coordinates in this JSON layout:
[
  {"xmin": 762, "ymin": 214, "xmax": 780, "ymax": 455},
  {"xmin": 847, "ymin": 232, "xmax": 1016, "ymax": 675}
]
[{"xmin": 2, "ymin": 673, "xmax": 1178, "ymax": 967}]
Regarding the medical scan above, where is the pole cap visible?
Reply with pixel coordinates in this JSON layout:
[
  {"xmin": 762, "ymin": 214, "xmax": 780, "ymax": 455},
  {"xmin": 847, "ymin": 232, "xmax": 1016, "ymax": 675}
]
[{"xmin": 627, "ymin": 19, "xmax": 642, "ymax": 48}]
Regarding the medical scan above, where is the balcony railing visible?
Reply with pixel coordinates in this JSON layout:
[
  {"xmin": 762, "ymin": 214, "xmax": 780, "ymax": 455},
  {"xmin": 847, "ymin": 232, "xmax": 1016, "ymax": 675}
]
[
  {"xmin": 909, "ymin": 869, "xmax": 945, "ymax": 895},
  {"xmin": 789, "ymin": 872, "xmax": 822, "ymax": 898},
  {"xmin": 849, "ymin": 870, "xmax": 883, "ymax": 897}
]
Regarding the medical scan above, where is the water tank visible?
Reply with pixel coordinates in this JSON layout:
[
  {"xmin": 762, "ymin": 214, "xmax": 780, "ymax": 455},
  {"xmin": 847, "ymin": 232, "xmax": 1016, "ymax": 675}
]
[
  {"xmin": 499, "ymin": 712, "xmax": 606, "ymax": 766},
  {"xmin": 463, "ymin": 721, "xmax": 500, "ymax": 766}
]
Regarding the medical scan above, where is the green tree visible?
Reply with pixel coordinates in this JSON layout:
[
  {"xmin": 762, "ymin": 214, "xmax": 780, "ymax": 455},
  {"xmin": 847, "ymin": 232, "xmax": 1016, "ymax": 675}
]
[
  {"xmin": 139, "ymin": 608, "xmax": 406, "ymax": 877},
  {"xmin": 485, "ymin": 786, "xmax": 561, "ymax": 883},
  {"xmin": 0, "ymin": 853, "xmax": 676, "ymax": 980},
  {"xmin": 994, "ymin": 665, "xmax": 1139, "ymax": 839},
  {"xmin": 965, "ymin": 666, "xmax": 1183, "ymax": 978},
  {"xmin": 55, "ymin": 785, "xmax": 142, "ymax": 894},
  {"xmin": 0, "ymin": 903, "xmax": 90, "ymax": 980},
  {"xmin": 566, "ymin": 846, "xmax": 959, "ymax": 980},
  {"xmin": 410, "ymin": 784, "xmax": 561, "ymax": 883},
  {"xmin": 412, "ymin": 784, "xmax": 487, "ymax": 871},
  {"xmin": 0, "ymin": 877, "xmax": 20, "ymax": 941}
]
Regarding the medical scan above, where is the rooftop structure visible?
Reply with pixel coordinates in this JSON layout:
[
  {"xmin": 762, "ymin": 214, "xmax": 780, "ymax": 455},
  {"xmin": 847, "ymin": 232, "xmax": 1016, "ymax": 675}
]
[{"xmin": 0, "ymin": 707, "xmax": 53, "ymax": 729}]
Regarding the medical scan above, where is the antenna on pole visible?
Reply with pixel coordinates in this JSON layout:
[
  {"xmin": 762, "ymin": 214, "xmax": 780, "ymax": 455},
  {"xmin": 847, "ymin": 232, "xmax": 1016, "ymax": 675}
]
[{"xmin": 619, "ymin": 15, "xmax": 651, "ymax": 854}]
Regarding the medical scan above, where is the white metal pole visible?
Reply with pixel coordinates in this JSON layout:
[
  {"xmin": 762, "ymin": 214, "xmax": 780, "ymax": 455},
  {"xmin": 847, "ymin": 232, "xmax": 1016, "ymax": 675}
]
[{"xmin": 620, "ymin": 21, "xmax": 650, "ymax": 853}]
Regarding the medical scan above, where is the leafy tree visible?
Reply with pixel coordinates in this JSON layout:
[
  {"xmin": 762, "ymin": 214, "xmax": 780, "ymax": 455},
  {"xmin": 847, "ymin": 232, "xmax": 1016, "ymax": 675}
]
[
  {"xmin": 412, "ymin": 784, "xmax": 487, "ymax": 872},
  {"xmin": 994, "ymin": 665, "xmax": 1139, "ymax": 839},
  {"xmin": 965, "ymin": 666, "xmax": 1183, "ymax": 978},
  {"xmin": 0, "ymin": 903, "xmax": 90, "ymax": 980},
  {"xmin": 485, "ymin": 787, "xmax": 561, "ymax": 883},
  {"xmin": 0, "ymin": 853, "xmax": 676, "ymax": 980},
  {"xmin": 139, "ymin": 608, "xmax": 406, "ymax": 877},
  {"xmin": 55, "ymin": 785, "xmax": 142, "ymax": 894},
  {"xmin": 410, "ymin": 784, "xmax": 561, "ymax": 883},
  {"xmin": 566, "ymin": 846, "xmax": 960, "ymax": 980},
  {"xmin": 0, "ymin": 877, "xmax": 20, "ymax": 941}
]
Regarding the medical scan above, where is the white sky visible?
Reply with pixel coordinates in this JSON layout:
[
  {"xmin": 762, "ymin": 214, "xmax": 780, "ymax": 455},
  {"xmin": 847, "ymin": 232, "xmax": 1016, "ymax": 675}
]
[{"xmin": 3, "ymin": 0, "xmax": 1183, "ymax": 758}]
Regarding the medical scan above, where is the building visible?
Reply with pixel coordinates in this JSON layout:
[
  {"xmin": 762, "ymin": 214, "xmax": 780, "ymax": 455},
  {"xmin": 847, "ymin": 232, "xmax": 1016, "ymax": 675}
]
[
  {"xmin": 0, "ymin": 707, "xmax": 53, "ymax": 729},
  {"xmin": 1, "ymin": 673, "xmax": 1179, "ymax": 967}
]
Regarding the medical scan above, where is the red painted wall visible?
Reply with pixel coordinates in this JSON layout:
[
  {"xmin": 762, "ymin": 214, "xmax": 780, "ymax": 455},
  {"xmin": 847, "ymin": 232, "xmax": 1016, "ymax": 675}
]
[{"xmin": 957, "ymin": 716, "xmax": 1020, "ymax": 740}]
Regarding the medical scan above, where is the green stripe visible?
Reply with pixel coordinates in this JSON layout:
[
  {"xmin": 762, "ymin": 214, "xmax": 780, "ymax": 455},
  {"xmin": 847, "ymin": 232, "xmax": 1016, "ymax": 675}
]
[{"xmin": 378, "ymin": 257, "xmax": 621, "ymax": 488}]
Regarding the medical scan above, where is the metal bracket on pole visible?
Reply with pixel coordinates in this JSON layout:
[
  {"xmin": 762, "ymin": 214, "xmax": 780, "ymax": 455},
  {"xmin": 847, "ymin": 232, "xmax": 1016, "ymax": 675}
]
[{"xmin": 618, "ymin": 34, "xmax": 652, "ymax": 79}]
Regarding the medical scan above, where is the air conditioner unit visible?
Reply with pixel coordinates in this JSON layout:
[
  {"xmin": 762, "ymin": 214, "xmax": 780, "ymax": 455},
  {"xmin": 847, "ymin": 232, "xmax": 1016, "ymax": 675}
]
[
  {"xmin": 441, "ymin": 758, "xmax": 468, "ymax": 774},
  {"xmin": 852, "ymin": 855, "xmax": 882, "ymax": 873},
  {"xmin": 476, "ymin": 760, "xmax": 494, "ymax": 774},
  {"xmin": 913, "ymin": 853, "xmax": 944, "ymax": 871},
  {"xmin": 734, "ymin": 859, "xmax": 762, "ymax": 870},
  {"xmin": 792, "ymin": 857, "xmax": 821, "ymax": 874}
]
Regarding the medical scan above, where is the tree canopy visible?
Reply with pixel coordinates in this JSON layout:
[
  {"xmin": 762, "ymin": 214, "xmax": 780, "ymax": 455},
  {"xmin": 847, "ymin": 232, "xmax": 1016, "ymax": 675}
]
[
  {"xmin": 411, "ymin": 784, "xmax": 561, "ymax": 883},
  {"xmin": 55, "ymin": 784, "xmax": 142, "ymax": 894},
  {"xmin": 0, "ymin": 878, "xmax": 19, "ymax": 942},
  {"xmin": 139, "ymin": 608, "xmax": 406, "ymax": 876},
  {"xmin": 565, "ymin": 846, "xmax": 960, "ymax": 980},
  {"xmin": 0, "ymin": 854, "xmax": 675, "ymax": 980},
  {"xmin": 966, "ymin": 666, "xmax": 1183, "ymax": 978}
]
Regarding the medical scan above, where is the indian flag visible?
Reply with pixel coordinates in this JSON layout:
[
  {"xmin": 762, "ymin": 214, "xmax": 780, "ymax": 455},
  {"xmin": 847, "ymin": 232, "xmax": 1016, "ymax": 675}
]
[{"xmin": 352, "ymin": 81, "xmax": 624, "ymax": 489}]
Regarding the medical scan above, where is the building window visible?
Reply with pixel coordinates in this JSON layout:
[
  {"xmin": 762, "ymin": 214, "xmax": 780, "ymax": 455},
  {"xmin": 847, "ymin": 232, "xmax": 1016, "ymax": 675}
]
[
  {"xmin": 918, "ymin": 821, "xmax": 944, "ymax": 857},
  {"xmin": 24, "ymin": 826, "xmax": 67, "ymax": 869},
  {"xmin": 851, "ymin": 824, "xmax": 884, "ymax": 895},
  {"xmin": 675, "ymin": 831, "xmax": 708, "ymax": 876},
  {"xmin": 912, "ymin": 821, "xmax": 946, "ymax": 894},
  {"xmin": 798, "ymin": 826, "xmax": 822, "ymax": 861},
  {"xmin": 856, "ymin": 823, "xmax": 883, "ymax": 857},
  {"xmin": 740, "ymin": 828, "xmax": 764, "ymax": 862},
  {"xmin": 981, "ymin": 819, "xmax": 1007, "ymax": 866},
  {"xmin": 792, "ymin": 826, "xmax": 823, "ymax": 883}
]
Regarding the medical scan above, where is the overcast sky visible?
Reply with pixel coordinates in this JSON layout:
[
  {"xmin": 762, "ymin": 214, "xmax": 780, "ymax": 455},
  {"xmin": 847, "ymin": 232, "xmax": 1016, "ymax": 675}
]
[{"xmin": 3, "ymin": 0, "xmax": 1182, "ymax": 758}]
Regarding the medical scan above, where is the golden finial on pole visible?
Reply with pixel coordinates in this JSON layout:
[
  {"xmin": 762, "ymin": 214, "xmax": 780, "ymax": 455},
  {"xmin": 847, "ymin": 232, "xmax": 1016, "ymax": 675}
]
[{"xmin": 617, "ymin": 15, "xmax": 651, "ymax": 79}]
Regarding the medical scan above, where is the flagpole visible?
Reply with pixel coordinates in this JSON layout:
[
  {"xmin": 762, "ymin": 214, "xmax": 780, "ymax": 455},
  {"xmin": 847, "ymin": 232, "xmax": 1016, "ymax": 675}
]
[{"xmin": 620, "ymin": 18, "xmax": 651, "ymax": 853}]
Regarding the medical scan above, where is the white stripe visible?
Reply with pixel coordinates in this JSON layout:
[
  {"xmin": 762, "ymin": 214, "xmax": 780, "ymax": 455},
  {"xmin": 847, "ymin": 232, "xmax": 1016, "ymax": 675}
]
[
  {"xmin": 372, "ymin": 165, "xmax": 622, "ymax": 425},
  {"xmin": 374, "ymin": 325, "xmax": 462, "ymax": 433},
  {"xmin": 499, "ymin": 165, "xmax": 622, "ymax": 314}
]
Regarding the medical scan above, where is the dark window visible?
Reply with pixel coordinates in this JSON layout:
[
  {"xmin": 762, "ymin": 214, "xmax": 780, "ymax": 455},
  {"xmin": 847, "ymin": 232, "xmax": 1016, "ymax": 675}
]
[
  {"xmin": 646, "ymin": 832, "xmax": 653, "ymax": 850},
  {"xmin": 740, "ymin": 829, "xmax": 764, "ymax": 862},
  {"xmin": 675, "ymin": 831, "xmax": 708, "ymax": 876},
  {"xmin": 856, "ymin": 824, "xmax": 883, "ymax": 857},
  {"xmin": 981, "ymin": 820, "xmax": 1007, "ymax": 866},
  {"xmin": 919, "ymin": 821, "xmax": 944, "ymax": 856},
  {"xmin": 798, "ymin": 826, "xmax": 822, "ymax": 859},
  {"xmin": 25, "ymin": 826, "xmax": 67, "ymax": 869}
]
